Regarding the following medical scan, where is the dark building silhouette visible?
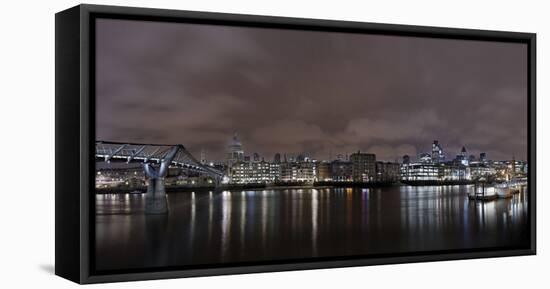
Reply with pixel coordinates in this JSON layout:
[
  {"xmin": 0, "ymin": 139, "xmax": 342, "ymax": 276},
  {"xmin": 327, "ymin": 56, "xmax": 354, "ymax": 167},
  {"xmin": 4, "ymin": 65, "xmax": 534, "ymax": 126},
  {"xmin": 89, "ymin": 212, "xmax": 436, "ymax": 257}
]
[
  {"xmin": 273, "ymin": 153, "xmax": 281, "ymax": 163},
  {"xmin": 350, "ymin": 151, "xmax": 376, "ymax": 182}
]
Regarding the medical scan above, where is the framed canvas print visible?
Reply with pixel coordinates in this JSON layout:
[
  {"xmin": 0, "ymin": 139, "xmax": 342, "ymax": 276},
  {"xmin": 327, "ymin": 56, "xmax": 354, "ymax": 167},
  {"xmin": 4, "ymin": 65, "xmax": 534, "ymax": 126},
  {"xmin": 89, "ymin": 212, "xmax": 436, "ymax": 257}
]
[{"xmin": 55, "ymin": 4, "xmax": 536, "ymax": 284}]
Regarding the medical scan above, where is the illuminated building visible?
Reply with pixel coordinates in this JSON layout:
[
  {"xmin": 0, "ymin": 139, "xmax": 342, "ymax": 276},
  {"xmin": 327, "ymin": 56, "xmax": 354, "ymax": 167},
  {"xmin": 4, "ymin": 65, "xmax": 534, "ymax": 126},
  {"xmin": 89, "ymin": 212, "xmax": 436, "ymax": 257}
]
[
  {"xmin": 439, "ymin": 163, "xmax": 470, "ymax": 180},
  {"xmin": 419, "ymin": 153, "xmax": 432, "ymax": 163},
  {"xmin": 229, "ymin": 161, "xmax": 280, "ymax": 183},
  {"xmin": 469, "ymin": 162, "xmax": 496, "ymax": 178},
  {"xmin": 280, "ymin": 160, "xmax": 317, "ymax": 182},
  {"xmin": 95, "ymin": 167, "xmax": 144, "ymax": 188},
  {"xmin": 400, "ymin": 162, "xmax": 440, "ymax": 181},
  {"xmin": 455, "ymin": 146, "xmax": 469, "ymax": 166}
]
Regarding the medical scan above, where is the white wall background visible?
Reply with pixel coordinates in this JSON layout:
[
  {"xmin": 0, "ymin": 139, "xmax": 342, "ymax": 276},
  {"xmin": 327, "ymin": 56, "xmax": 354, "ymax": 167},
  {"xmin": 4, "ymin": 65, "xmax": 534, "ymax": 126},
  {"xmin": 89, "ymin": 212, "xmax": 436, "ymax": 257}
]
[{"xmin": 0, "ymin": 0, "xmax": 547, "ymax": 287}]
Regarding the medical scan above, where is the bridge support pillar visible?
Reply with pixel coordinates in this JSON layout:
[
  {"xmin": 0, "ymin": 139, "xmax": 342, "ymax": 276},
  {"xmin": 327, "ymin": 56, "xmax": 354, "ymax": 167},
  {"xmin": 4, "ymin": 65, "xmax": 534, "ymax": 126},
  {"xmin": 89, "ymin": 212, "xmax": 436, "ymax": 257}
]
[
  {"xmin": 142, "ymin": 147, "xmax": 180, "ymax": 215},
  {"xmin": 145, "ymin": 177, "xmax": 168, "ymax": 214}
]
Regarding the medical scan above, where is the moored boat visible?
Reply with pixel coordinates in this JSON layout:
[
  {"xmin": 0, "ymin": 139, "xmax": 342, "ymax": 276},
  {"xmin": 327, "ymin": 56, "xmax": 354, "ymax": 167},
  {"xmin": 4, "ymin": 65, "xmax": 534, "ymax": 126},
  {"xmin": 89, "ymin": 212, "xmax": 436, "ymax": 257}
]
[{"xmin": 495, "ymin": 184, "xmax": 513, "ymax": 199}]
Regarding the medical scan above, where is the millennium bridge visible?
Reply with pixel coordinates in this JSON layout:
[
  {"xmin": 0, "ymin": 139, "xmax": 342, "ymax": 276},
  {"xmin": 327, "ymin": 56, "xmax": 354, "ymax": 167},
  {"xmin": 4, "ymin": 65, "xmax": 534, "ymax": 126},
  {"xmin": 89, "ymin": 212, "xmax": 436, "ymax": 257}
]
[{"xmin": 96, "ymin": 141, "xmax": 224, "ymax": 214}]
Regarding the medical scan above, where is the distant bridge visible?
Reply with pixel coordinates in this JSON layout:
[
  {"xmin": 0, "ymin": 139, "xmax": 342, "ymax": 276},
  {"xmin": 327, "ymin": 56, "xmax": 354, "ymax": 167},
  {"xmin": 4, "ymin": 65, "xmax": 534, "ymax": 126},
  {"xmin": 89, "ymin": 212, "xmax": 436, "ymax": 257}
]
[
  {"xmin": 95, "ymin": 141, "xmax": 224, "ymax": 214},
  {"xmin": 95, "ymin": 141, "xmax": 224, "ymax": 178}
]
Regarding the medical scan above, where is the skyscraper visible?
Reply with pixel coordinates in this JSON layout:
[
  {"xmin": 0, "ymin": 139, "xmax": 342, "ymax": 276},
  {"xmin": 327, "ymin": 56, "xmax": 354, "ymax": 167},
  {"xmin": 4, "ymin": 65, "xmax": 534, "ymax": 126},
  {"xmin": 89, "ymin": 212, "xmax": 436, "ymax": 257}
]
[
  {"xmin": 456, "ymin": 146, "xmax": 468, "ymax": 165},
  {"xmin": 431, "ymin": 140, "xmax": 445, "ymax": 163},
  {"xmin": 480, "ymin": 152, "xmax": 487, "ymax": 162},
  {"xmin": 460, "ymin": 146, "xmax": 467, "ymax": 157}
]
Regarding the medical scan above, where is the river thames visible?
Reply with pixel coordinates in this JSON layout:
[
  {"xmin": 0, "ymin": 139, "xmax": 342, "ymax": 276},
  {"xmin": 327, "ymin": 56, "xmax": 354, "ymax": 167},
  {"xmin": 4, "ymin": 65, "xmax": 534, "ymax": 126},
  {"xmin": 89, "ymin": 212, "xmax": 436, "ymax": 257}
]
[{"xmin": 95, "ymin": 185, "xmax": 529, "ymax": 271}]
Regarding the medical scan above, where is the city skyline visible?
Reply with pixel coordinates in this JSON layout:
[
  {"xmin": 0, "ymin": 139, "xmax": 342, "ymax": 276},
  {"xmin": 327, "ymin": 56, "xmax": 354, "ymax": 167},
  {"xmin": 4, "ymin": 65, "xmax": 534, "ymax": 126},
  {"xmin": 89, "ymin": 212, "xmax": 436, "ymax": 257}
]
[
  {"xmin": 195, "ymin": 134, "xmax": 524, "ymax": 164},
  {"xmin": 95, "ymin": 138, "xmax": 527, "ymax": 188},
  {"xmin": 96, "ymin": 18, "xmax": 528, "ymax": 162}
]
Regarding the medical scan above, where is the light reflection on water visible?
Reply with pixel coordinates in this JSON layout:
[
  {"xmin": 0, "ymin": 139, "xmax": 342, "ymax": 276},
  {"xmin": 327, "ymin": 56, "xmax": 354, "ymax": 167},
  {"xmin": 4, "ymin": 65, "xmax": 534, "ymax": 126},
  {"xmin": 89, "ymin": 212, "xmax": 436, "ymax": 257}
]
[{"xmin": 95, "ymin": 185, "xmax": 529, "ymax": 271}]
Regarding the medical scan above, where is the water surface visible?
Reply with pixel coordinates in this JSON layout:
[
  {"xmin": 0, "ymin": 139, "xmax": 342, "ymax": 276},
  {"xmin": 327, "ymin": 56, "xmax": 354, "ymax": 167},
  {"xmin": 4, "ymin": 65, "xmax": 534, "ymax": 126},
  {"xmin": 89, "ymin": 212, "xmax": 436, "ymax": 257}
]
[{"xmin": 95, "ymin": 185, "xmax": 529, "ymax": 271}]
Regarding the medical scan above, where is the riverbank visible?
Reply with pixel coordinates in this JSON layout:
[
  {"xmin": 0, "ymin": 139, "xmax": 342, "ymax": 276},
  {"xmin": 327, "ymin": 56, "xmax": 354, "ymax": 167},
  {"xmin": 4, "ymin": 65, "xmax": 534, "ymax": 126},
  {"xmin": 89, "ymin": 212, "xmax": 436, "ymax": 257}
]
[
  {"xmin": 96, "ymin": 180, "xmax": 480, "ymax": 194},
  {"xmin": 96, "ymin": 183, "xmax": 268, "ymax": 194},
  {"xmin": 401, "ymin": 180, "xmax": 475, "ymax": 186},
  {"xmin": 314, "ymin": 181, "xmax": 397, "ymax": 187}
]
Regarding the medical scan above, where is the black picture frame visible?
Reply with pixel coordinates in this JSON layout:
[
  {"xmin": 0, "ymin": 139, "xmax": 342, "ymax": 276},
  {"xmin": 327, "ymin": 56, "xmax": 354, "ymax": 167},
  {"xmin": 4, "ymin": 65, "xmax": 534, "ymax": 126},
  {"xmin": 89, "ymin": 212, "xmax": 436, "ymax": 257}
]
[{"xmin": 55, "ymin": 4, "xmax": 536, "ymax": 284}]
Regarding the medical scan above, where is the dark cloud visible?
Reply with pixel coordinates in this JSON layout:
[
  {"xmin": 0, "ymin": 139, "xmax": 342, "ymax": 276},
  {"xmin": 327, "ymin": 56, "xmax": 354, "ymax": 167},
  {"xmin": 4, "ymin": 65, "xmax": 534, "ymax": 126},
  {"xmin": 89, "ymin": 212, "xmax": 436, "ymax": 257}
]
[{"xmin": 96, "ymin": 18, "xmax": 528, "ymax": 162}]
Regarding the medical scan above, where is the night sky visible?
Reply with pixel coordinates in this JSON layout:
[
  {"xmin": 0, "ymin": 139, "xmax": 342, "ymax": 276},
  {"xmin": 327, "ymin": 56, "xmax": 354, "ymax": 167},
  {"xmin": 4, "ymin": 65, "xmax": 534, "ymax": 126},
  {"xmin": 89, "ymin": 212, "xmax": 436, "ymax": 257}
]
[{"xmin": 96, "ymin": 18, "xmax": 528, "ymax": 162}]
